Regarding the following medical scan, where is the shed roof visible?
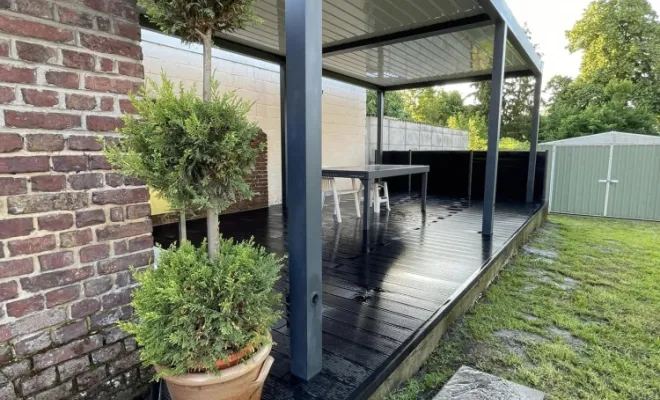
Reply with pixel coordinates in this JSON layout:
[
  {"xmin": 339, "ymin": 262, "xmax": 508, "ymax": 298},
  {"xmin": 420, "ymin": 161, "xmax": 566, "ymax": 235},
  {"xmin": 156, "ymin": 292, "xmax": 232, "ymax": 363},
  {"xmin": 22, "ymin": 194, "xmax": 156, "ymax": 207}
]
[
  {"xmin": 540, "ymin": 132, "xmax": 660, "ymax": 147},
  {"xmin": 139, "ymin": 0, "xmax": 543, "ymax": 91}
]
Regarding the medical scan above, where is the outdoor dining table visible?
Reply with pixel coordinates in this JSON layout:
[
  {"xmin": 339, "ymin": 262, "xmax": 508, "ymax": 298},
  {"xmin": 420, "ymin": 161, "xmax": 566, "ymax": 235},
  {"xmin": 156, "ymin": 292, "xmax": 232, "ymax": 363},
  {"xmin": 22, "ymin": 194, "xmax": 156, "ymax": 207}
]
[{"xmin": 322, "ymin": 164, "xmax": 430, "ymax": 231}]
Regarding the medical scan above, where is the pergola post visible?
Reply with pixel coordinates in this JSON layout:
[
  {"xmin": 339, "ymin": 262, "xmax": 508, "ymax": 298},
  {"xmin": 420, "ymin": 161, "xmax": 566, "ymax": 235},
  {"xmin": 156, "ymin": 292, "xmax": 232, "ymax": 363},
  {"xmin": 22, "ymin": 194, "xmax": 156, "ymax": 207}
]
[
  {"xmin": 526, "ymin": 75, "xmax": 542, "ymax": 203},
  {"xmin": 376, "ymin": 90, "xmax": 385, "ymax": 164},
  {"xmin": 285, "ymin": 0, "xmax": 323, "ymax": 381},
  {"xmin": 482, "ymin": 20, "xmax": 508, "ymax": 237},
  {"xmin": 280, "ymin": 64, "xmax": 287, "ymax": 208}
]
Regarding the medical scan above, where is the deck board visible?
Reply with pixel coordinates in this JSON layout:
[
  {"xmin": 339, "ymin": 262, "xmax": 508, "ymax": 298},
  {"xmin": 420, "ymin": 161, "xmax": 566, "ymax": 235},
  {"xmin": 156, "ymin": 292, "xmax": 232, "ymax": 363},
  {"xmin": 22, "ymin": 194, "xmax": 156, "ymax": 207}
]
[{"xmin": 152, "ymin": 195, "xmax": 542, "ymax": 400}]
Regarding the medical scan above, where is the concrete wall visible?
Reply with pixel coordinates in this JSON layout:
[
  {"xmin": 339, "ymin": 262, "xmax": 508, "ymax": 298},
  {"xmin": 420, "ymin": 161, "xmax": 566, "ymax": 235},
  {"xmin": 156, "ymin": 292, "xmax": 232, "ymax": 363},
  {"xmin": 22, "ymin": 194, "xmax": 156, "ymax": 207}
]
[
  {"xmin": 366, "ymin": 117, "xmax": 468, "ymax": 163},
  {"xmin": 141, "ymin": 30, "xmax": 367, "ymax": 207}
]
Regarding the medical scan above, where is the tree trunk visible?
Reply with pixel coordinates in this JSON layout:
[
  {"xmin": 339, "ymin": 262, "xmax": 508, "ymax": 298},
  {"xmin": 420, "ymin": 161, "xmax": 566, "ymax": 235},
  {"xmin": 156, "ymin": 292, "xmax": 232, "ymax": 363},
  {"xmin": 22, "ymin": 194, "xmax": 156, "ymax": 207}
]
[
  {"xmin": 179, "ymin": 210, "xmax": 187, "ymax": 242},
  {"xmin": 202, "ymin": 28, "xmax": 220, "ymax": 259}
]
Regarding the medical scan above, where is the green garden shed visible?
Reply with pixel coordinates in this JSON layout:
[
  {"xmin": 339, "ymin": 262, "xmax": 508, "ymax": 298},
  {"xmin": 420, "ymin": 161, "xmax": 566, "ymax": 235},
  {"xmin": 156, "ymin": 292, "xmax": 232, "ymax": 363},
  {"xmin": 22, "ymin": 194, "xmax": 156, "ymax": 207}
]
[{"xmin": 540, "ymin": 132, "xmax": 660, "ymax": 221}]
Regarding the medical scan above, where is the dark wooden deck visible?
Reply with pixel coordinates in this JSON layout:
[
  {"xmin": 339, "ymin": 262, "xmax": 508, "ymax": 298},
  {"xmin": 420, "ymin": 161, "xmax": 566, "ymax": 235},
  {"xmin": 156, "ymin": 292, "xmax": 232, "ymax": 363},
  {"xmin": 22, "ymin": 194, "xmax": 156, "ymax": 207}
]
[{"xmin": 152, "ymin": 195, "xmax": 544, "ymax": 400}]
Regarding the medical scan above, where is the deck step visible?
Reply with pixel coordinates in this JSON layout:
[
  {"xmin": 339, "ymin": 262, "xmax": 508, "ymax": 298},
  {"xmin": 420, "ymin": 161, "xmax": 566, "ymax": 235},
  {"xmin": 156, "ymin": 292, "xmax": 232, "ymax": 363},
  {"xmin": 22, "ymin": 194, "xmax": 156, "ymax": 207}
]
[{"xmin": 433, "ymin": 366, "xmax": 544, "ymax": 400}]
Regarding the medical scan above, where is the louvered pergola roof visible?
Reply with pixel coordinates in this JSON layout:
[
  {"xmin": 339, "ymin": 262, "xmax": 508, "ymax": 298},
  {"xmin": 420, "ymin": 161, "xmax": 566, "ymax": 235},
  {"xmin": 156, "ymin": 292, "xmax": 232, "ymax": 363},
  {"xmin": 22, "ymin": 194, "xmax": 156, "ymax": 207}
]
[{"xmin": 140, "ymin": 0, "xmax": 543, "ymax": 91}]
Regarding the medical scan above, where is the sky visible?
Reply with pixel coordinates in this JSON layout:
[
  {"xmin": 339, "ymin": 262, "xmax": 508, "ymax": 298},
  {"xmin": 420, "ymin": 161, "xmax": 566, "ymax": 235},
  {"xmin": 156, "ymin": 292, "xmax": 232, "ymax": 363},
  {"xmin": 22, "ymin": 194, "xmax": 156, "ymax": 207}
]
[{"xmin": 448, "ymin": 0, "xmax": 660, "ymax": 98}]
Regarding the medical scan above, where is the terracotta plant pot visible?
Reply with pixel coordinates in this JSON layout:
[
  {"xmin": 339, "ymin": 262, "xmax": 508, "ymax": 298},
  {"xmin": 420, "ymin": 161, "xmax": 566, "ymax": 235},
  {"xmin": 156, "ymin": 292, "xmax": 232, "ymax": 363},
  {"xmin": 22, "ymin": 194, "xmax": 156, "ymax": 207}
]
[{"xmin": 156, "ymin": 340, "xmax": 274, "ymax": 400}]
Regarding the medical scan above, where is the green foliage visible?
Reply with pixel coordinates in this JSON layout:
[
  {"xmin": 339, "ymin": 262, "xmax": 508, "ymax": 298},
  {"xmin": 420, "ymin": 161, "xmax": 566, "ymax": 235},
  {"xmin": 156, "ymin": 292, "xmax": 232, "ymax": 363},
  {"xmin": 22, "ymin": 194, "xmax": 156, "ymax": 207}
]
[
  {"xmin": 138, "ymin": 0, "xmax": 259, "ymax": 43},
  {"xmin": 366, "ymin": 90, "xmax": 410, "ymax": 120},
  {"xmin": 448, "ymin": 113, "xmax": 529, "ymax": 151},
  {"xmin": 105, "ymin": 74, "xmax": 263, "ymax": 214},
  {"xmin": 120, "ymin": 239, "xmax": 282, "ymax": 377},
  {"xmin": 542, "ymin": 0, "xmax": 660, "ymax": 140},
  {"xmin": 404, "ymin": 88, "xmax": 465, "ymax": 126}
]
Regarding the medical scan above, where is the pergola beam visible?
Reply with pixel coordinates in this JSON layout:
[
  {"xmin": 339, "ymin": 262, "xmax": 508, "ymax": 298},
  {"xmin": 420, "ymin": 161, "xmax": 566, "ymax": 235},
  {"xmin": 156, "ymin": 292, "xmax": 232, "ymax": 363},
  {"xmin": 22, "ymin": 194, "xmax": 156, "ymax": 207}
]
[
  {"xmin": 322, "ymin": 14, "xmax": 492, "ymax": 57},
  {"xmin": 375, "ymin": 90, "xmax": 384, "ymax": 164},
  {"xmin": 383, "ymin": 69, "xmax": 533, "ymax": 92}
]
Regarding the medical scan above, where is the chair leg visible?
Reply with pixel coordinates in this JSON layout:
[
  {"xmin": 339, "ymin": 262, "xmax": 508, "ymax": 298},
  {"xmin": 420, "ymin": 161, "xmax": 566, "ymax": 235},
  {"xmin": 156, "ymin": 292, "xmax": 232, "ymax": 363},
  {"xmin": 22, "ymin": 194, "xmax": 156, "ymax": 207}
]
[
  {"xmin": 332, "ymin": 186, "xmax": 342, "ymax": 223},
  {"xmin": 373, "ymin": 183, "xmax": 380, "ymax": 214},
  {"xmin": 384, "ymin": 182, "xmax": 391, "ymax": 211},
  {"xmin": 353, "ymin": 192, "xmax": 361, "ymax": 218},
  {"xmin": 321, "ymin": 192, "xmax": 325, "ymax": 208}
]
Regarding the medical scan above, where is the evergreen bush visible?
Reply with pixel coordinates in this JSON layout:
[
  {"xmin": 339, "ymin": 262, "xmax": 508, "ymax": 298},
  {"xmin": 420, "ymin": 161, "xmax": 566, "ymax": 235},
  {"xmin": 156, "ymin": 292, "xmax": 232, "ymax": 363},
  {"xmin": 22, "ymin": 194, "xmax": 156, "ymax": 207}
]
[{"xmin": 120, "ymin": 239, "xmax": 282, "ymax": 377}]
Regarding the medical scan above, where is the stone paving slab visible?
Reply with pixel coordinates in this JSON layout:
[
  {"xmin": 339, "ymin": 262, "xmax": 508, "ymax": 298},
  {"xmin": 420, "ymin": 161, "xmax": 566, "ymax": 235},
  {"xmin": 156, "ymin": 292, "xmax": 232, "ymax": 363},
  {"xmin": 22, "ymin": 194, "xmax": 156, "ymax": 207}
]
[{"xmin": 433, "ymin": 366, "xmax": 545, "ymax": 400}]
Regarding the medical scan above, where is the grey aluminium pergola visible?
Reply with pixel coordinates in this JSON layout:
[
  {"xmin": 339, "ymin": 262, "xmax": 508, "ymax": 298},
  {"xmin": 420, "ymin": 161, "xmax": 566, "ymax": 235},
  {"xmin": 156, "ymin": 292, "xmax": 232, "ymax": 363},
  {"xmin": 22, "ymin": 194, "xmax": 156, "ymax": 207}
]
[{"xmin": 141, "ymin": 0, "xmax": 543, "ymax": 382}]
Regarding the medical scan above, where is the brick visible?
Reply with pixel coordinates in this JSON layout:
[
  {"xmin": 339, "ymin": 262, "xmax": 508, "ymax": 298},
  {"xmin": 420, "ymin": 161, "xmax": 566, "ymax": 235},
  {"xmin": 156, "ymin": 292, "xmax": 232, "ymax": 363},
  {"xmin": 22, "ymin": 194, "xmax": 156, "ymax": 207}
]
[
  {"xmin": 128, "ymin": 235, "xmax": 154, "ymax": 253},
  {"xmin": 113, "ymin": 241, "xmax": 128, "ymax": 256},
  {"xmin": 118, "ymin": 61, "xmax": 143, "ymax": 78},
  {"xmin": 90, "ymin": 305, "xmax": 131, "ymax": 329},
  {"xmin": 2, "ymin": 360, "xmax": 31, "ymax": 380},
  {"xmin": 96, "ymin": 16, "xmax": 112, "ymax": 32},
  {"xmin": 14, "ymin": 331, "xmax": 51, "ymax": 356},
  {"xmin": 53, "ymin": 155, "xmax": 87, "ymax": 172},
  {"xmin": 100, "ymin": 57, "xmax": 114, "ymax": 72},
  {"xmin": 41, "ymin": 253, "xmax": 75, "ymax": 275},
  {"xmin": 0, "ymin": 133, "xmax": 22, "ymax": 152},
  {"xmin": 20, "ymin": 266, "xmax": 94, "ymax": 292},
  {"xmin": 0, "ymin": 156, "xmax": 49, "ymax": 173},
  {"xmin": 65, "ymin": 95, "xmax": 96, "ymax": 111},
  {"xmin": 33, "ymin": 335, "xmax": 102, "ymax": 370},
  {"xmin": 0, "ymin": 86, "xmax": 14, "ymax": 103},
  {"xmin": 85, "ymin": 76, "xmax": 135, "ymax": 94},
  {"xmin": 0, "ymin": 177, "xmax": 27, "ymax": 196},
  {"xmin": 108, "ymin": 351, "xmax": 141, "ymax": 375},
  {"xmin": 7, "ymin": 295, "xmax": 44, "ymax": 317},
  {"xmin": 0, "ymin": 258, "xmax": 33, "ymax": 279},
  {"xmin": 7, "ymin": 309, "xmax": 65, "ymax": 340},
  {"xmin": 0, "ymin": 64, "xmax": 36, "ymax": 84},
  {"xmin": 105, "ymin": 173, "xmax": 123, "ymax": 187},
  {"xmin": 91, "ymin": 342, "xmax": 122, "ymax": 364},
  {"xmin": 58, "ymin": 7, "xmax": 94, "ymax": 28},
  {"xmin": 0, "ymin": 281, "xmax": 18, "ymax": 301},
  {"xmin": 126, "ymin": 204, "xmax": 151, "ymax": 219},
  {"xmin": 38, "ymin": 213, "xmax": 74, "ymax": 231},
  {"xmin": 0, "ymin": 385, "xmax": 16, "ymax": 400},
  {"xmin": 89, "ymin": 155, "xmax": 112, "ymax": 170},
  {"xmin": 102, "ymin": 287, "xmax": 132, "ymax": 309},
  {"xmin": 5, "ymin": 111, "xmax": 80, "ymax": 130},
  {"xmin": 93, "ymin": 188, "xmax": 149, "ymax": 205},
  {"xmin": 58, "ymin": 356, "xmax": 90, "ymax": 380},
  {"xmin": 97, "ymin": 221, "xmax": 151, "ymax": 241},
  {"xmin": 15, "ymin": 0, "xmax": 53, "ymax": 19},
  {"xmin": 76, "ymin": 209, "xmax": 105, "ymax": 228},
  {"xmin": 0, "ymin": 346, "xmax": 10, "ymax": 365},
  {"xmin": 87, "ymin": 115, "xmax": 123, "ymax": 132},
  {"xmin": 52, "ymin": 320, "xmax": 87, "ymax": 345},
  {"xmin": 45, "ymin": 285, "xmax": 80, "ymax": 308},
  {"xmin": 60, "ymin": 229, "xmax": 93, "ymax": 248},
  {"xmin": 0, "ymin": 325, "xmax": 12, "ymax": 342},
  {"xmin": 8, "ymin": 235, "xmax": 56, "ymax": 256},
  {"xmin": 45, "ymin": 70, "xmax": 79, "ymax": 90},
  {"xmin": 70, "ymin": 298, "xmax": 101, "ymax": 318},
  {"xmin": 8, "ymin": 193, "xmax": 88, "ymax": 214},
  {"xmin": 25, "ymin": 133, "xmax": 64, "ymax": 150},
  {"xmin": 110, "ymin": 207, "xmax": 124, "ymax": 222},
  {"xmin": 116, "ymin": 21, "xmax": 140, "ymax": 41},
  {"xmin": 98, "ymin": 250, "xmax": 152, "ymax": 275},
  {"xmin": 0, "ymin": 39, "xmax": 7, "ymax": 57},
  {"xmin": 68, "ymin": 135, "xmax": 102, "ymax": 150},
  {"xmin": 0, "ymin": 218, "xmax": 33, "ymax": 239},
  {"xmin": 21, "ymin": 367, "xmax": 56, "ymax": 396},
  {"xmin": 31, "ymin": 175, "xmax": 66, "ymax": 192},
  {"xmin": 76, "ymin": 367, "xmax": 106, "ymax": 390},
  {"xmin": 124, "ymin": 337, "xmax": 137, "ymax": 352},
  {"xmin": 0, "ymin": 15, "xmax": 73, "ymax": 43},
  {"xmin": 80, "ymin": 244, "xmax": 110, "ymax": 264},
  {"xmin": 16, "ymin": 41, "xmax": 56, "ymax": 63},
  {"xmin": 103, "ymin": 325, "xmax": 129, "ymax": 344},
  {"xmin": 31, "ymin": 381, "xmax": 73, "ymax": 400},
  {"xmin": 69, "ymin": 173, "xmax": 103, "ymax": 191},
  {"xmin": 99, "ymin": 97, "xmax": 114, "ymax": 112},
  {"xmin": 80, "ymin": 33, "xmax": 142, "ymax": 59},
  {"xmin": 62, "ymin": 49, "xmax": 95, "ymax": 71},
  {"xmin": 119, "ymin": 98, "xmax": 138, "ymax": 114}
]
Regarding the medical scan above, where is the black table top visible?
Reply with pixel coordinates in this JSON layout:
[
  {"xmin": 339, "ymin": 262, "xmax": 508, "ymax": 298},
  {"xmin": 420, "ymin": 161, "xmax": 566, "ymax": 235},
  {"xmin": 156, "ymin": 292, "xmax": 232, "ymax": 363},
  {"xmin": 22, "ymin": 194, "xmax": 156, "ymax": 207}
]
[{"xmin": 322, "ymin": 164, "xmax": 429, "ymax": 179}]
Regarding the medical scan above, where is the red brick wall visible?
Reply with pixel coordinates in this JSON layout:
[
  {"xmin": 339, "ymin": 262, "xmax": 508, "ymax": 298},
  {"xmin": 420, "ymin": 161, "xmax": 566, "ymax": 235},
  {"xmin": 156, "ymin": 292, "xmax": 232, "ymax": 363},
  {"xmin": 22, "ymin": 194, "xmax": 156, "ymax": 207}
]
[
  {"xmin": 223, "ymin": 130, "xmax": 269, "ymax": 214},
  {"xmin": 0, "ymin": 1, "xmax": 151, "ymax": 399}
]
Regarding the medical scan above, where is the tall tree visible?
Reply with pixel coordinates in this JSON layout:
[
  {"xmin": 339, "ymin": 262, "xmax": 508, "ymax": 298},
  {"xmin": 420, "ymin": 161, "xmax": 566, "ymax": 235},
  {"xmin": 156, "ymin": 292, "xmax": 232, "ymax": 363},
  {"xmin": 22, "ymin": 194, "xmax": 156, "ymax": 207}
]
[
  {"xmin": 404, "ymin": 88, "xmax": 465, "ymax": 126},
  {"xmin": 366, "ymin": 90, "xmax": 410, "ymax": 119}
]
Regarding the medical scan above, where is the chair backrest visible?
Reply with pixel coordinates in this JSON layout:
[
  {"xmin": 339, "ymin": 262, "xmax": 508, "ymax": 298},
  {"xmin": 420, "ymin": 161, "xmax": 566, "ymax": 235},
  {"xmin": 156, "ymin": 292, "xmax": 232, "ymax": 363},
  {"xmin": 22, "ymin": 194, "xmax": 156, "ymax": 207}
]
[
  {"xmin": 322, "ymin": 177, "xmax": 334, "ymax": 192},
  {"xmin": 351, "ymin": 178, "xmax": 361, "ymax": 190}
]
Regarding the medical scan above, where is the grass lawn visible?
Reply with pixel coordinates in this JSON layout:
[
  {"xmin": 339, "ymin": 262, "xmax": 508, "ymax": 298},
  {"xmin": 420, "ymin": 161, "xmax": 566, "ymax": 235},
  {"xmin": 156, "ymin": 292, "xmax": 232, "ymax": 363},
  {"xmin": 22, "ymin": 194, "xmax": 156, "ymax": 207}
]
[{"xmin": 387, "ymin": 216, "xmax": 660, "ymax": 400}]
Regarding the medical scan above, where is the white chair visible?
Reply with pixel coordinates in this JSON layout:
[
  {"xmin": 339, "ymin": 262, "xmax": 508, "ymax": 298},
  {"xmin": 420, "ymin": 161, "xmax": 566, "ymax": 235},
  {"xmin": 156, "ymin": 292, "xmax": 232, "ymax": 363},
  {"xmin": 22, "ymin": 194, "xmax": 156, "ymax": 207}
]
[
  {"xmin": 322, "ymin": 178, "xmax": 362, "ymax": 223},
  {"xmin": 371, "ymin": 181, "xmax": 391, "ymax": 213}
]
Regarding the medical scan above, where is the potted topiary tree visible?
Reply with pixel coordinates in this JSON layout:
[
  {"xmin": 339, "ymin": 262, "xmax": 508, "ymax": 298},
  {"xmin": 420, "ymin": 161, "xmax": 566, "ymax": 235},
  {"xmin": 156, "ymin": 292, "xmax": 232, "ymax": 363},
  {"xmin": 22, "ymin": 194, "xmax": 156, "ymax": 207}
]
[
  {"xmin": 119, "ymin": 239, "xmax": 282, "ymax": 400},
  {"xmin": 137, "ymin": 0, "xmax": 259, "ymax": 257}
]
